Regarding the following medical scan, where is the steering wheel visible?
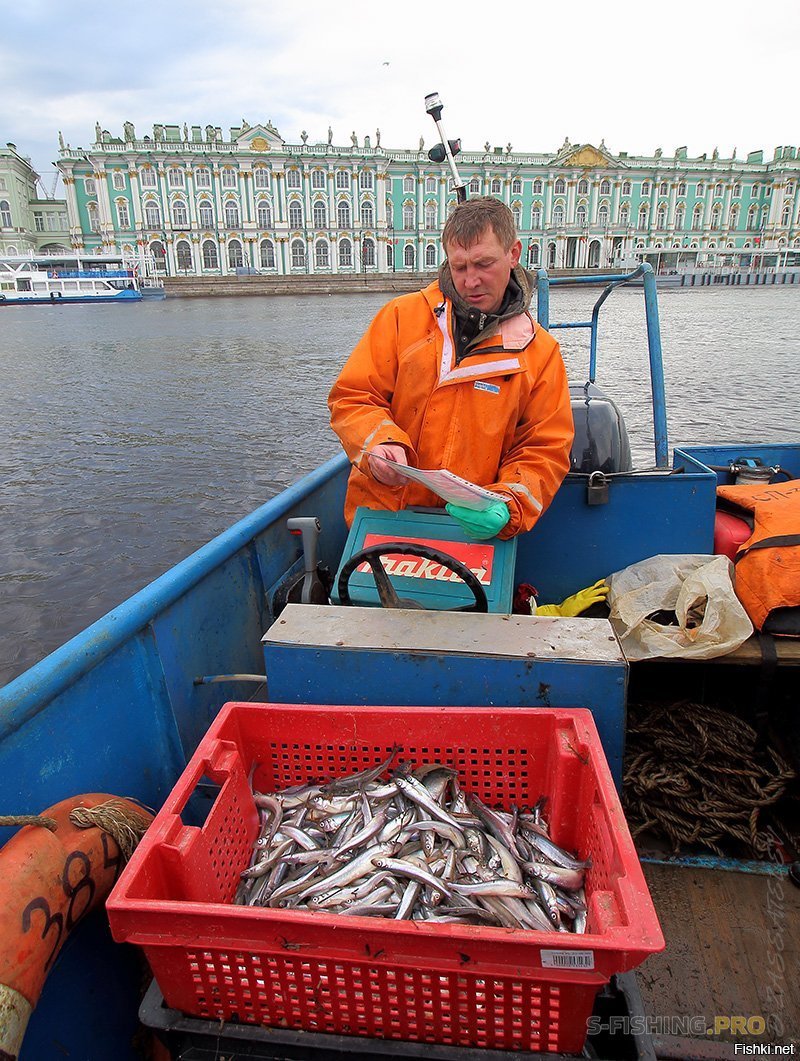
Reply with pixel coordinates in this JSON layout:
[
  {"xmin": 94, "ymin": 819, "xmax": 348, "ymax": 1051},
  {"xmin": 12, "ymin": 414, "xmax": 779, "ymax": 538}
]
[{"xmin": 337, "ymin": 542, "xmax": 488, "ymax": 612}]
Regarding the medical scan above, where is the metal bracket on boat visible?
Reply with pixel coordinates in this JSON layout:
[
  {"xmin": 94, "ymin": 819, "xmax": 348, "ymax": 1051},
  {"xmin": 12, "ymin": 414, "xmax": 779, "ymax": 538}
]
[{"xmin": 587, "ymin": 471, "xmax": 609, "ymax": 506}]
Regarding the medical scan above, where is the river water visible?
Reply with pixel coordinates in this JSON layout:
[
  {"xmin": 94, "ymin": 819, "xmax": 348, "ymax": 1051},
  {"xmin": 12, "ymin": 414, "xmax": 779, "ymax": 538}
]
[{"xmin": 1, "ymin": 285, "xmax": 798, "ymax": 687}]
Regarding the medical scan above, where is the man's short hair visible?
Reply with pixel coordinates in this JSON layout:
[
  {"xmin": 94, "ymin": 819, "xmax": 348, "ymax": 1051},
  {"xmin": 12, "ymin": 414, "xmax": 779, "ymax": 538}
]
[{"xmin": 442, "ymin": 196, "xmax": 518, "ymax": 253}]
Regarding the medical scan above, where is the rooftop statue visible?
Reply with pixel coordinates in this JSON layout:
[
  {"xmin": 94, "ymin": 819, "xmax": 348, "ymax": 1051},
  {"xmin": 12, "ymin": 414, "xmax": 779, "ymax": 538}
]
[
  {"xmin": 364, "ymin": 134, "xmax": 371, "ymax": 149},
  {"xmin": 58, "ymin": 131, "xmax": 65, "ymax": 150},
  {"xmin": 375, "ymin": 128, "xmax": 381, "ymax": 147},
  {"xmin": 124, "ymin": 121, "xmax": 135, "ymax": 141},
  {"xmin": 301, "ymin": 130, "xmax": 308, "ymax": 144},
  {"xmin": 154, "ymin": 124, "xmax": 164, "ymax": 142},
  {"xmin": 241, "ymin": 118, "xmax": 250, "ymax": 131},
  {"xmin": 95, "ymin": 122, "xmax": 102, "ymax": 141},
  {"xmin": 328, "ymin": 126, "xmax": 333, "ymax": 145},
  {"xmin": 351, "ymin": 131, "xmax": 358, "ymax": 147}
]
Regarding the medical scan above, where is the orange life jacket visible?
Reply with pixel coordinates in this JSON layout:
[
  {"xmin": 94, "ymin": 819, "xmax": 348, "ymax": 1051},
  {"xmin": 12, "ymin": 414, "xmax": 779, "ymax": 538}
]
[{"xmin": 716, "ymin": 480, "xmax": 800, "ymax": 633}]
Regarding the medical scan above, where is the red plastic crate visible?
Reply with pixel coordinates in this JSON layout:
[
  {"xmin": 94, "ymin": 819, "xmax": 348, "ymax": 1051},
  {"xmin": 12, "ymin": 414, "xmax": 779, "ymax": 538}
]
[{"xmin": 107, "ymin": 703, "xmax": 663, "ymax": 1054}]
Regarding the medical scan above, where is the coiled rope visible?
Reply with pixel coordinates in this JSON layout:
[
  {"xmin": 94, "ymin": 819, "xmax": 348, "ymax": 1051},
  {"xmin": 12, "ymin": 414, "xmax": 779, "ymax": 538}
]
[{"xmin": 623, "ymin": 700, "xmax": 796, "ymax": 858}]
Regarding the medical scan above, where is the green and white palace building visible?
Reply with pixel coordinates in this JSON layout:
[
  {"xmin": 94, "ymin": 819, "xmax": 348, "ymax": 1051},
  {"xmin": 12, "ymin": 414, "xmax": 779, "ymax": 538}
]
[{"xmin": 52, "ymin": 120, "xmax": 800, "ymax": 276}]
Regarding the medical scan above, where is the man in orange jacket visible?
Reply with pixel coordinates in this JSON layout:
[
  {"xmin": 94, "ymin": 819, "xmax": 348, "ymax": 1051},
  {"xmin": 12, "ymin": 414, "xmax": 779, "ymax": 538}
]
[{"xmin": 328, "ymin": 197, "xmax": 573, "ymax": 540}]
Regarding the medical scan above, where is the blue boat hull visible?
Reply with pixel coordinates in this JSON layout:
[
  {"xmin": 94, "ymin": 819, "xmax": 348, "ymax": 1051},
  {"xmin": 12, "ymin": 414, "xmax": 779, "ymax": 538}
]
[{"xmin": 0, "ymin": 290, "xmax": 143, "ymax": 305}]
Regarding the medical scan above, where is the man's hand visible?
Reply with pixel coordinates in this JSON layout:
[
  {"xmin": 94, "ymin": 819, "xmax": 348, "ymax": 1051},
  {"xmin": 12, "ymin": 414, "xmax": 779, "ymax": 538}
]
[
  {"xmin": 445, "ymin": 501, "xmax": 510, "ymax": 541},
  {"xmin": 368, "ymin": 444, "xmax": 409, "ymax": 486}
]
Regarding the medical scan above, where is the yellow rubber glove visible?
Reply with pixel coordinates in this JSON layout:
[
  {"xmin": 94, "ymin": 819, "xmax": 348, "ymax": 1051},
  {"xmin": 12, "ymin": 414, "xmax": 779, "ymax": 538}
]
[{"xmin": 534, "ymin": 579, "xmax": 609, "ymax": 617}]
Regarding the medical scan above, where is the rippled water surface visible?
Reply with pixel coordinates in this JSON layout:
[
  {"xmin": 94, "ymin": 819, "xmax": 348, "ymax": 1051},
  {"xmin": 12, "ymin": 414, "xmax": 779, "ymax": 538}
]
[{"xmin": 1, "ymin": 285, "xmax": 798, "ymax": 686}]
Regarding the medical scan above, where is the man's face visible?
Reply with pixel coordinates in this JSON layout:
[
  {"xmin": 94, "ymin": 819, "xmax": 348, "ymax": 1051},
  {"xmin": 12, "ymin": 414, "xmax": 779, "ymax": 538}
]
[{"xmin": 446, "ymin": 227, "xmax": 522, "ymax": 314}]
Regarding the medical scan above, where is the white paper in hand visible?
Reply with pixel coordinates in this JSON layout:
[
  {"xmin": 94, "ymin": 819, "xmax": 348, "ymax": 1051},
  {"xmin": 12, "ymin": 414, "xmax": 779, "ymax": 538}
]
[{"xmin": 369, "ymin": 454, "xmax": 506, "ymax": 511}]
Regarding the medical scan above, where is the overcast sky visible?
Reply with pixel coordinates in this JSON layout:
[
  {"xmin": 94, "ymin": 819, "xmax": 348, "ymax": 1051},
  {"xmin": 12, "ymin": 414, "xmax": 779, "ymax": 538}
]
[{"xmin": 4, "ymin": 0, "xmax": 799, "ymax": 194}]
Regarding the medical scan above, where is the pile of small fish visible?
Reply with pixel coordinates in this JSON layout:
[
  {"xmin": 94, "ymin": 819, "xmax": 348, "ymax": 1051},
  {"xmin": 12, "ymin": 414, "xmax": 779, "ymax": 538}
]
[{"xmin": 233, "ymin": 749, "xmax": 589, "ymax": 932}]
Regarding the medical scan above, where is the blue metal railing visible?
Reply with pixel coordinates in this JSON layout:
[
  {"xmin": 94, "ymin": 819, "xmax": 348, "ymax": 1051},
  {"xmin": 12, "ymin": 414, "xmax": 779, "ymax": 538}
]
[{"xmin": 535, "ymin": 263, "xmax": 669, "ymax": 469}]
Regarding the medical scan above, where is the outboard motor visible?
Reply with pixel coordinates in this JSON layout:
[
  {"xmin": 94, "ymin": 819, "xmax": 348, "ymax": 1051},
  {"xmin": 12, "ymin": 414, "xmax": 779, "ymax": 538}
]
[{"xmin": 569, "ymin": 382, "xmax": 632, "ymax": 474}]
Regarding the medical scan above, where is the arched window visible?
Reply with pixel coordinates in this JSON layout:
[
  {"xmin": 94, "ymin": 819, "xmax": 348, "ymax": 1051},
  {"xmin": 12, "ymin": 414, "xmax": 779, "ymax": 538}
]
[
  {"xmin": 528, "ymin": 242, "xmax": 540, "ymax": 266},
  {"xmin": 782, "ymin": 205, "xmax": 791, "ymax": 226},
  {"xmin": 729, "ymin": 206, "xmax": 739, "ymax": 229},
  {"xmin": 176, "ymin": 240, "xmax": 192, "ymax": 271},
  {"xmin": 425, "ymin": 176, "xmax": 436, "ymax": 193},
  {"xmin": 339, "ymin": 238, "xmax": 352, "ymax": 267},
  {"xmin": 202, "ymin": 239, "xmax": 218, "ymax": 268},
  {"xmin": 257, "ymin": 200, "xmax": 272, "ymax": 227},
  {"xmin": 311, "ymin": 170, "xmax": 326, "ymax": 190},
  {"xmin": 532, "ymin": 178, "xmax": 543, "ymax": 194},
  {"xmin": 577, "ymin": 179, "xmax": 589, "ymax": 195},
  {"xmin": 315, "ymin": 239, "xmax": 330, "ymax": 268},
  {"xmin": 168, "ymin": 167, "xmax": 185, "ymax": 188},
  {"xmin": 198, "ymin": 200, "xmax": 214, "ymax": 228},
  {"xmin": 715, "ymin": 183, "xmax": 723, "ymax": 196},
  {"xmin": 402, "ymin": 202, "xmax": 414, "ymax": 229},
  {"xmin": 711, "ymin": 206, "xmax": 721, "ymax": 229},
  {"xmin": 511, "ymin": 178, "xmax": 522, "ymax": 194},
  {"xmin": 286, "ymin": 169, "xmax": 301, "ymax": 189},
  {"xmin": 622, "ymin": 180, "xmax": 631, "ymax": 195},
  {"xmin": 678, "ymin": 182, "xmax": 687, "ymax": 196},
  {"xmin": 140, "ymin": 167, "xmax": 157, "ymax": 188},
  {"xmin": 675, "ymin": 207, "xmax": 685, "ymax": 230},
  {"xmin": 425, "ymin": 243, "xmax": 437, "ymax": 268},
  {"xmin": 657, "ymin": 204, "xmax": 667, "ymax": 228},
  {"xmin": 531, "ymin": 204, "xmax": 542, "ymax": 228},
  {"xmin": 786, "ymin": 181, "xmax": 795, "ymax": 196},
  {"xmin": 361, "ymin": 200, "xmax": 374, "ymax": 227},
  {"xmin": 337, "ymin": 200, "xmax": 351, "ymax": 227},
  {"xmin": 469, "ymin": 178, "xmax": 480, "ymax": 194},
  {"xmin": 696, "ymin": 182, "xmax": 705, "ymax": 196},
  {"xmin": 641, "ymin": 181, "xmax": 650, "ymax": 196},
  {"xmin": 362, "ymin": 237, "xmax": 375, "ymax": 266},
  {"xmin": 598, "ymin": 204, "xmax": 609, "ymax": 227},
  {"xmin": 547, "ymin": 241, "xmax": 556, "ymax": 268},
  {"xmin": 576, "ymin": 204, "xmax": 587, "ymax": 226},
  {"xmin": 172, "ymin": 199, "xmax": 188, "ymax": 227},
  {"xmin": 228, "ymin": 239, "xmax": 244, "ymax": 269},
  {"xmin": 403, "ymin": 175, "xmax": 414, "ymax": 193},
  {"xmin": 84, "ymin": 178, "xmax": 96, "ymax": 195},
  {"xmin": 404, "ymin": 244, "xmax": 415, "ymax": 269},
  {"xmin": 144, "ymin": 201, "xmax": 160, "ymax": 228},
  {"xmin": 313, "ymin": 200, "xmax": 327, "ymax": 227},
  {"xmin": 112, "ymin": 172, "xmax": 125, "ymax": 191},
  {"xmin": 336, "ymin": 171, "xmax": 350, "ymax": 190},
  {"xmin": 659, "ymin": 182, "xmax": 668, "ymax": 196},
  {"xmin": 260, "ymin": 239, "xmax": 275, "ymax": 269},
  {"xmin": 512, "ymin": 203, "xmax": 522, "ymax": 227},
  {"xmin": 291, "ymin": 238, "xmax": 306, "ymax": 268},
  {"xmin": 360, "ymin": 170, "xmax": 374, "ymax": 190},
  {"xmin": 194, "ymin": 168, "xmax": 211, "ymax": 188},
  {"xmin": 85, "ymin": 202, "xmax": 100, "ymax": 233},
  {"xmin": 221, "ymin": 168, "xmax": 237, "ymax": 189},
  {"xmin": 600, "ymin": 179, "xmax": 611, "ymax": 195},
  {"xmin": 116, "ymin": 199, "xmax": 130, "ymax": 228},
  {"xmin": 0, "ymin": 200, "xmax": 12, "ymax": 226},
  {"xmin": 619, "ymin": 203, "xmax": 630, "ymax": 226},
  {"xmin": 692, "ymin": 204, "xmax": 704, "ymax": 230},
  {"xmin": 289, "ymin": 200, "xmax": 303, "ymax": 228},
  {"xmin": 638, "ymin": 204, "xmax": 648, "ymax": 228},
  {"xmin": 732, "ymin": 183, "xmax": 741, "ymax": 197},
  {"xmin": 491, "ymin": 178, "xmax": 502, "ymax": 194},
  {"xmin": 424, "ymin": 202, "xmax": 436, "ymax": 229},
  {"xmin": 254, "ymin": 168, "xmax": 270, "ymax": 189},
  {"xmin": 224, "ymin": 200, "xmax": 240, "ymax": 227},
  {"xmin": 554, "ymin": 178, "xmax": 566, "ymax": 194},
  {"xmin": 149, "ymin": 240, "xmax": 166, "ymax": 272},
  {"xmin": 552, "ymin": 204, "xmax": 565, "ymax": 226}
]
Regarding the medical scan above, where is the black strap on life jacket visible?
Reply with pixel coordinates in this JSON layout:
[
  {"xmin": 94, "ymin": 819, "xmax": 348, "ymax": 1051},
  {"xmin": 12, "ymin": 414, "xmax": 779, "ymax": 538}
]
[{"xmin": 735, "ymin": 533, "xmax": 800, "ymax": 562}]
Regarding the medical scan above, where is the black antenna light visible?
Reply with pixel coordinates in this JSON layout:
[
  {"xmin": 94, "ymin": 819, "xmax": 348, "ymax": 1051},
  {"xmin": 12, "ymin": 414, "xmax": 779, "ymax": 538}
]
[{"xmin": 424, "ymin": 93, "xmax": 467, "ymax": 202}]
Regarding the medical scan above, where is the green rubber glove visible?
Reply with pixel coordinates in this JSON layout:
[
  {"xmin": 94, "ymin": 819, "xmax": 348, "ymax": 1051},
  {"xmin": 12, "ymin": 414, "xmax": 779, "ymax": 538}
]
[{"xmin": 445, "ymin": 501, "xmax": 510, "ymax": 541}]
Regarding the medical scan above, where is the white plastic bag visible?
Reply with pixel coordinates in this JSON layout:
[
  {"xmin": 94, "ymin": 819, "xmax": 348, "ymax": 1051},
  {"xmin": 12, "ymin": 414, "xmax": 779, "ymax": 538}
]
[{"xmin": 607, "ymin": 554, "xmax": 753, "ymax": 660}]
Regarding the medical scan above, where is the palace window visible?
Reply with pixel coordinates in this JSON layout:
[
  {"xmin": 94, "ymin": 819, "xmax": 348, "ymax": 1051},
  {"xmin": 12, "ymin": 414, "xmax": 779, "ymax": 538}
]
[
  {"xmin": 289, "ymin": 200, "xmax": 303, "ymax": 227},
  {"xmin": 337, "ymin": 200, "xmax": 351, "ymax": 227},
  {"xmin": 600, "ymin": 179, "xmax": 611, "ymax": 195},
  {"xmin": 172, "ymin": 200, "xmax": 188, "ymax": 227},
  {"xmin": 659, "ymin": 182, "xmax": 668, "ymax": 196},
  {"xmin": 512, "ymin": 204, "xmax": 522, "ymax": 227},
  {"xmin": 491, "ymin": 178, "xmax": 502, "ymax": 194},
  {"xmin": 751, "ymin": 183, "xmax": 759, "ymax": 197},
  {"xmin": 339, "ymin": 238, "xmax": 352, "ymax": 266},
  {"xmin": 425, "ymin": 176, "xmax": 436, "ymax": 193},
  {"xmin": 715, "ymin": 183, "xmax": 723, "ymax": 196},
  {"xmin": 144, "ymin": 201, "xmax": 160, "ymax": 228},
  {"xmin": 221, "ymin": 168, "xmax": 237, "ymax": 189},
  {"xmin": 547, "ymin": 241, "xmax": 556, "ymax": 268},
  {"xmin": 116, "ymin": 199, "xmax": 130, "ymax": 228},
  {"xmin": 622, "ymin": 180, "xmax": 631, "ymax": 195},
  {"xmin": 711, "ymin": 206, "xmax": 721, "ymax": 228},
  {"xmin": 362, "ymin": 237, "xmax": 375, "ymax": 267},
  {"xmin": 336, "ymin": 170, "xmax": 350, "ymax": 190},
  {"xmin": 552, "ymin": 204, "xmax": 564, "ymax": 226},
  {"xmin": 112, "ymin": 172, "xmax": 125, "ymax": 191},
  {"xmin": 260, "ymin": 239, "xmax": 275, "ymax": 269},
  {"xmin": 224, "ymin": 200, "xmax": 240, "ymax": 227},
  {"xmin": 257, "ymin": 200, "xmax": 272, "ymax": 227},
  {"xmin": 291, "ymin": 238, "xmax": 306, "ymax": 268},
  {"xmin": 360, "ymin": 170, "xmax": 374, "ymax": 190},
  {"xmin": 425, "ymin": 243, "xmax": 437, "ymax": 268},
  {"xmin": 729, "ymin": 206, "xmax": 739, "ymax": 228},
  {"xmin": 176, "ymin": 240, "xmax": 192, "ymax": 271},
  {"xmin": 532, "ymin": 178, "xmax": 543, "ymax": 194},
  {"xmin": 554, "ymin": 178, "xmax": 566, "ymax": 194},
  {"xmin": 311, "ymin": 170, "xmax": 326, "ymax": 190},
  {"xmin": 254, "ymin": 168, "xmax": 270, "ymax": 189},
  {"xmin": 747, "ymin": 205, "xmax": 758, "ymax": 229},
  {"xmin": 313, "ymin": 200, "xmax": 327, "ymax": 227},
  {"xmin": 424, "ymin": 202, "xmax": 436, "ymax": 229},
  {"xmin": 511, "ymin": 179, "xmax": 522, "ymax": 194},
  {"xmin": 286, "ymin": 169, "xmax": 301, "ymax": 189},
  {"xmin": 469, "ymin": 178, "xmax": 481, "ymax": 194},
  {"xmin": 404, "ymin": 244, "xmax": 415, "ymax": 269},
  {"xmin": 641, "ymin": 181, "xmax": 650, "ymax": 196},
  {"xmin": 678, "ymin": 182, "xmax": 686, "ymax": 196},
  {"xmin": 34, "ymin": 212, "xmax": 45, "ymax": 231},
  {"xmin": 84, "ymin": 178, "xmax": 96, "ymax": 195},
  {"xmin": 199, "ymin": 201, "xmax": 214, "ymax": 227},
  {"xmin": 786, "ymin": 181, "xmax": 795, "ymax": 196},
  {"xmin": 140, "ymin": 168, "xmax": 157, "ymax": 188},
  {"xmin": 149, "ymin": 241, "xmax": 166, "ymax": 272},
  {"xmin": 403, "ymin": 176, "xmax": 414, "ymax": 193},
  {"xmin": 692, "ymin": 205, "xmax": 704, "ymax": 229},
  {"xmin": 194, "ymin": 168, "xmax": 211, "ymax": 188},
  {"xmin": 619, "ymin": 203, "xmax": 630, "ymax": 225},
  {"xmin": 638, "ymin": 204, "xmax": 648, "ymax": 228},
  {"xmin": 316, "ymin": 240, "xmax": 330, "ymax": 268},
  {"xmin": 657, "ymin": 204, "xmax": 667, "ymax": 228},
  {"xmin": 675, "ymin": 207, "xmax": 685, "ymax": 230},
  {"xmin": 696, "ymin": 182, "xmax": 704, "ymax": 196},
  {"xmin": 202, "ymin": 239, "xmax": 218, "ymax": 268},
  {"xmin": 598, "ymin": 204, "xmax": 609, "ymax": 227},
  {"xmin": 361, "ymin": 200, "xmax": 374, "ymax": 227},
  {"xmin": 732, "ymin": 183, "xmax": 741, "ymax": 197},
  {"xmin": 577, "ymin": 179, "xmax": 589, "ymax": 195},
  {"xmin": 168, "ymin": 168, "xmax": 185, "ymax": 188},
  {"xmin": 402, "ymin": 202, "xmax": 414, "ymax": 229},
  {"xmin": 228, "ymin": 239, "xmax": 244, "ymax": 269},
  {"xmin": 528, "ymin": 242, "xmax": 540, "ymax": 266},
  {"xmin": 531, "ymin": 204, "xmax": 542, "ymax": 228},
  {"xmin": 782, "ymin": 205, "xmax": 791, "ymax": 226},
  {"xmin": 576, "ymin": 204, "xmax": 587, "ymax": 227}
]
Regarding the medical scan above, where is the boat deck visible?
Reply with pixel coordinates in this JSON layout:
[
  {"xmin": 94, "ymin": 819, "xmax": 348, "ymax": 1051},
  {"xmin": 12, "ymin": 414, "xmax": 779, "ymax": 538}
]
[{"xmin": 639, "ymin": 863, "xmax": 799, "ymax": 1056}]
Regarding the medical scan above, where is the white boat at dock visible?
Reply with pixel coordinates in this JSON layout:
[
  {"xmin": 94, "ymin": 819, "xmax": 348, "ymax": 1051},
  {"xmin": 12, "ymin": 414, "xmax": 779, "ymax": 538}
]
[{"xmin": 0, "ymin": 250, "xmax": 165, "ymax": 305}]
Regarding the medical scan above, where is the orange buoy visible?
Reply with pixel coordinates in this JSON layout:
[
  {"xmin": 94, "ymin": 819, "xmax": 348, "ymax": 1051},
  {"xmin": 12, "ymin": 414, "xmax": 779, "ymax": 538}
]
[{"xmin": 0, "ymin": 794, "xmax": 152, "ymax": 1060}]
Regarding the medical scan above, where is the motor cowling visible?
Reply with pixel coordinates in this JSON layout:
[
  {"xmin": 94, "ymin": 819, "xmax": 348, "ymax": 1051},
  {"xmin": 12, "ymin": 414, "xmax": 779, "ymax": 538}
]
[{"xmin": 569, "ymin": 382, "xmax": 632, "ymax": 474}]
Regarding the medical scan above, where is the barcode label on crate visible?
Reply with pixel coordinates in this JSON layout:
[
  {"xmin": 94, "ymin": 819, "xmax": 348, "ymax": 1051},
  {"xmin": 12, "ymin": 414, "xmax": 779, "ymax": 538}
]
[{"xmin": 541, "ymin": 949, "xmax": 595, "ymax": 970}]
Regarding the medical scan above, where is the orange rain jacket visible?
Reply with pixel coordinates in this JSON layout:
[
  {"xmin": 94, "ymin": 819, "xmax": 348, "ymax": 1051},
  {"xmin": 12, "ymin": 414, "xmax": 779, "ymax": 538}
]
[
  {"xmin": 328, "ymin": 279, "xmax": 574, "ymax": 538},
  {"xmin": 716, "ymin": 479, "xmax": 800, "ymax": 630}
]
